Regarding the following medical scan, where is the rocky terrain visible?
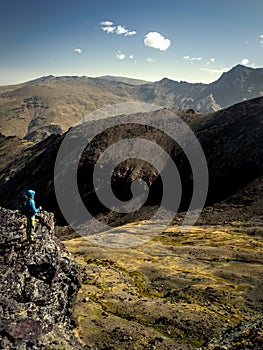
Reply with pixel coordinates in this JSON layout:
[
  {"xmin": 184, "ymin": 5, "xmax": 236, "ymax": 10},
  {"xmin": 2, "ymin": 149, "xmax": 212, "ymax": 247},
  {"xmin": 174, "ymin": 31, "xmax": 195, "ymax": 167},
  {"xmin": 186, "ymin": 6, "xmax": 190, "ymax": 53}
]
[
  {"xmin": 1, "ymin": 183, "xmax": 261, "ymax": 350},
  {"xmin": 0, "ymin": 207, "xmax": 89, "ymax": 350},
  {"xmin": 62, "ymin": 168, "xmax": 263, "ymax": 350},
  {"xmin": 63, "ymin": 186, "xmax": 263, "ymax": 349},
  {"xmin": 0, "ymin": 177, "xmax": 262, "ymax": 350},
  {"xmin": 0, "ymin": 65, "xmax": 262, "ymax": 141},
  {"xmin": 0, "ymin": 92, "xmax": 262, "ymax": 349}
]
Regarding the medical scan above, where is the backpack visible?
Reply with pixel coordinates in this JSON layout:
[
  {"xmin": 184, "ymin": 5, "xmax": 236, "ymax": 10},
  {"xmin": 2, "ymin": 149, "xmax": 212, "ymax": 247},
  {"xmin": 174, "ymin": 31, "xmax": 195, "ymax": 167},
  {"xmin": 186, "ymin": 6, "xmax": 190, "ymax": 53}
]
[{"xmin": 18, "ymin": 192, "xmax": 31, "ymax": 215}]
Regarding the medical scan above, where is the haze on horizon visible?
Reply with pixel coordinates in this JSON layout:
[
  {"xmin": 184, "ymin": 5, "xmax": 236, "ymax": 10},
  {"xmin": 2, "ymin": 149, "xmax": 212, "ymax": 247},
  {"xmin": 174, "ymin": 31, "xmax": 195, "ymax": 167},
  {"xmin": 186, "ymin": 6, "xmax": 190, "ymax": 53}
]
[{"xmin": 0, "ymin": 0, "xmax": 263, "ymax": 86}]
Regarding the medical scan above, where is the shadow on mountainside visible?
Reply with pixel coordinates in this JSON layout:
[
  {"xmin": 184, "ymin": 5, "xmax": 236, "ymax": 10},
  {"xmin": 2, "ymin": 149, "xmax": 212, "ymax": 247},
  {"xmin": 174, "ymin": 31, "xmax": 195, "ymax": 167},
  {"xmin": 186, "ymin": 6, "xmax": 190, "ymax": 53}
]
[{"xmin": 0, "ymin": 97, "xmax": 262, "ymax": 231}]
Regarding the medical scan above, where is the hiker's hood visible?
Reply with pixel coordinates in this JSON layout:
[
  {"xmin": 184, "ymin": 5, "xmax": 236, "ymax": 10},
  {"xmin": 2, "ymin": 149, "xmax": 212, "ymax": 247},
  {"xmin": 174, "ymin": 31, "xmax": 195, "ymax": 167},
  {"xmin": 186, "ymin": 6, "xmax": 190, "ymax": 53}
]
[{"xmin": 26, "ymin": 190, "xmax": 35, "ymax": 199}]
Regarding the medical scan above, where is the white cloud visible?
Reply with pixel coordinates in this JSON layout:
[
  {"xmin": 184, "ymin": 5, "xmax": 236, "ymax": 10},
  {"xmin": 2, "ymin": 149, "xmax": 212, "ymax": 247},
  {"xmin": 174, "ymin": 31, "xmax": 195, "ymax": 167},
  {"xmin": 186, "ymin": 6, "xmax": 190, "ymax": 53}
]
[
  {"xmin": 200, "ymin": 67, "xmax": 230, "ymax": 74},
  {"xmin": 125, "ymin": 30, "xmax": 137, "ymax": 36},
  {"xmin": 144, "ymin": 32, "xmax": 171, "ymax": 51},
  {"xmin": 146, "ymin": 57, "xmax": 154, "ymax": 63},
  {"xmin": 241, "ymin": 58, "xmax": 249, "ymax": 65},
  {"xmin": 116, "ymin": 25, "xmax": 128, "ymax": 35},
  {"xmin": 259, "ymin": 34, "xmax": 263, "ymax": 46},
  {"xmin": 101, "ymin": 26, "xmax": 116, "ymax": 34},
  {"xmin": 114, "ymin": 52, "xmax": 134, "ymax": 60},
  {"xmin": 206, "ymin": 57, "xmax": 216, "ymax": 65},
  {"xmin": 100, "ymin": 21, "xmax": 136, "ymax": 36},
  {"xmin": 74, "ymin": 48, "xmax": 82, "ymax": 54},
  {"xmin": 183, "ymin": 55, "xmax": 203, "ymax": 62},
  {"xmin": 100, "ymin": 21, "xmax": 114, "ymax": 26},
  {"xmin": 116, "ymin": 52, "xmax": 125, "ymax": 60}
]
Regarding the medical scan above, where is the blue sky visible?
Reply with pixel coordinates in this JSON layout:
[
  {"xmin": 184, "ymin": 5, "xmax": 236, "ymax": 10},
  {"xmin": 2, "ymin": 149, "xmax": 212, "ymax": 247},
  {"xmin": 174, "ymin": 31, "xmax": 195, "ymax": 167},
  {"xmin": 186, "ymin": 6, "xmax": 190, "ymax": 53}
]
[{"xmin": 0, "ymin": 0, "xmax": 262, "ymax": 85}]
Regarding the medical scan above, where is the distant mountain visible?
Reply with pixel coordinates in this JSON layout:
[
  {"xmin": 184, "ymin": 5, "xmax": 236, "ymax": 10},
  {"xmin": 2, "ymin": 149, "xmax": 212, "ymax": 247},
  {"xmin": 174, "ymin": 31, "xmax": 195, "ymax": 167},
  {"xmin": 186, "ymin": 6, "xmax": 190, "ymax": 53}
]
[
  {"xmin": 97, "ymin": 75, "xmax": 150, "ymax": 85},
  {"xmin": 203, "ymin": 64, "xmax": 263, "ymax": 107},
  {"xmin": 0, "ymin": 65, "xmax": 262, "ymax": 141},
  {"xmin": 0, "ymin": 75, "xmax": 138, "ymax": 140},
  {"xmin": 0, "ymin": 97, "xmax": 262, "ymax": 227},
  {"xmin": 138, "ymin": 65, "xmax": 263, "ymax": 112}
]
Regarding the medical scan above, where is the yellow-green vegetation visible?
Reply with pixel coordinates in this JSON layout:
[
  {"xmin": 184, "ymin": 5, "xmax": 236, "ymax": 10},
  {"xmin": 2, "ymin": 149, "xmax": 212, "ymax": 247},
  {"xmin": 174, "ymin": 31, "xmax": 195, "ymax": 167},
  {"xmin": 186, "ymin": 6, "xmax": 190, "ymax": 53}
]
[{"xmin": 63, "ymin": 222, "xmax": 263, "ymax": 349}]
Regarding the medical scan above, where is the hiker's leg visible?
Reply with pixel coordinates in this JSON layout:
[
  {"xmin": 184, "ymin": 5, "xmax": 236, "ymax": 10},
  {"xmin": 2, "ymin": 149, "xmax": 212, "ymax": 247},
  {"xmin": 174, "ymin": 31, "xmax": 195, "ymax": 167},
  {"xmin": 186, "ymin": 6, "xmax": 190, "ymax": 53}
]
[
  {"xmin": 26, "ymin": 217, "xmax": 35, "ymax": 242},
  {"xmin": 30, "ymin": 217, "xmax": 35, "ymax": 241},
  {"xmin": 26, "ymin": 218, "xmax": 31, "ymax": 241}
]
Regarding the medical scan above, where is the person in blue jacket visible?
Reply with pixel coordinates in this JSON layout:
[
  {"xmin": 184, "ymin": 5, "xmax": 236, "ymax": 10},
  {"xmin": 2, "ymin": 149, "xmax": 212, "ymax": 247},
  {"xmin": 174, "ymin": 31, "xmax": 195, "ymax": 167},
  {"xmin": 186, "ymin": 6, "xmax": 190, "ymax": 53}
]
[{"xmin": 25, "ymin": 190, "xmax": 42, "ymax": 242}]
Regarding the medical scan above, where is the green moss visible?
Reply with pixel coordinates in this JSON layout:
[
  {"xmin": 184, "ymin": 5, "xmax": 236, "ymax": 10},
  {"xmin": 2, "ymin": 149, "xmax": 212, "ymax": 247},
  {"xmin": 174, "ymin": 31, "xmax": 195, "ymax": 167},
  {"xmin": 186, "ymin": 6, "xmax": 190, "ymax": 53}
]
[
  {"xmin": 151, "ymin": 235, "xmax": 182, "ymax": 246},
  {"xmin": 128, "ymin": 271, "xmax": 164, "ymax": 298},
  {"xmin": 85, "ymin": 257, "xmax": 129, "ymax": 273},
  {"xmin": 237, "ymin": 285, "xmax": 247, "ymax": 292},
  {"xmin": 187, "ymin": 338, "xmax": 206, "ymax": 347}
]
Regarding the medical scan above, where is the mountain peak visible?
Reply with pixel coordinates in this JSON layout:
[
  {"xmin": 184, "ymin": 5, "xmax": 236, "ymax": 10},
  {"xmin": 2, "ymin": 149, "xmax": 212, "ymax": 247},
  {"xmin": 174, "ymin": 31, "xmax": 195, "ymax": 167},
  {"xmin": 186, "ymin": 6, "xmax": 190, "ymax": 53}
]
[
  {"xmin": 229, "ymin": 64, "xmax": 253, "ymax": 73},
  {"xmin": 216, "ymin": 64, "xmax": 258, "ymax": 83},
  {"xmin": 30, "ymin": 75, "xmax": 54, "ymax": 83}
]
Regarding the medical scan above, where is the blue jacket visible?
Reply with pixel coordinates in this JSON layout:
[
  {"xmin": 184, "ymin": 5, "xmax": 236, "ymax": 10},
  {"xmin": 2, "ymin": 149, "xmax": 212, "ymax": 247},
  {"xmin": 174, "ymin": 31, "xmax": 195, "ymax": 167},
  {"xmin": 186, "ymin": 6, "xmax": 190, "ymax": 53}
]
[{"xmin": 26, "ymin": 190, "xmax": 40, "ymax": 218}]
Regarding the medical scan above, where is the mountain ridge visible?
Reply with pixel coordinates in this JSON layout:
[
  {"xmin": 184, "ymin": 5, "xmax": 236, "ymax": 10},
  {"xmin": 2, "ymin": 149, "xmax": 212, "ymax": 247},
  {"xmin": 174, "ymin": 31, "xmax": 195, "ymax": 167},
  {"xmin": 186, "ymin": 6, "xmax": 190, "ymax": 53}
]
[
  {"xmin": 0, "ymin": 97, "xmax": 262, "ymax": 228},
  {"xmin": 0, "ymin": 65, "xmax": 262, "ymax": 141},
  {"xmin": 97, "ymin": 75, "xmax": 150, "ymax": 85}
]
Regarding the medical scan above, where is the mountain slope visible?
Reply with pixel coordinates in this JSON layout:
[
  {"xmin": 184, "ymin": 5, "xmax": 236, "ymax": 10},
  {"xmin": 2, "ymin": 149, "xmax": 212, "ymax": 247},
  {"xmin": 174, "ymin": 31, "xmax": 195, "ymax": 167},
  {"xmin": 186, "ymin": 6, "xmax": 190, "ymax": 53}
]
[
  {"xmin": 0, "ymin": 75, "xmax": 138, "ymax": 140},
  {"xmin": 0, "ymin": 65, "xmax": 262, "ymax": 141},
  {"xmin": 0, "ymin": 97, "xmax": 262, "ymax": 228}
]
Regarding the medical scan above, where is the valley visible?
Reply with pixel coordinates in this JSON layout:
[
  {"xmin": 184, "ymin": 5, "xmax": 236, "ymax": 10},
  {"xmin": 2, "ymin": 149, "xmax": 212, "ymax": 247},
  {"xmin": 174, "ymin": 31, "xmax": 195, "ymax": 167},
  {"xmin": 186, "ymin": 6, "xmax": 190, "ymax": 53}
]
[
  {"xmin": 64, "ymin": 217, "xmax": 263, "ymax": 349},
  {"xmin": 0, "ymin": 69, "xmax": 262, "ymax": 349}
]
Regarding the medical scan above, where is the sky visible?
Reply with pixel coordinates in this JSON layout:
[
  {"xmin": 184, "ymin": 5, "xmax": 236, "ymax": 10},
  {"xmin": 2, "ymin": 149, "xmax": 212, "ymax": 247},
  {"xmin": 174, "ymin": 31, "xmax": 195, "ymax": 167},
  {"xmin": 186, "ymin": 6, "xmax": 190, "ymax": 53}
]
[{"xmin": 0, "ymin": 0, "xmax": 262, "ymax": 85}]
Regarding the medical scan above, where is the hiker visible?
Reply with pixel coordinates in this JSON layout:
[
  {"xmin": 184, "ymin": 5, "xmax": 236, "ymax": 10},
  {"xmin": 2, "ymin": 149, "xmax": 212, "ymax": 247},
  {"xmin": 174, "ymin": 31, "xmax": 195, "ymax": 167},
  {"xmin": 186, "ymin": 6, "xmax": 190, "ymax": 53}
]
[{"xmin": 19, "ymin": 190, "xmax": 42, "ymax": 242}]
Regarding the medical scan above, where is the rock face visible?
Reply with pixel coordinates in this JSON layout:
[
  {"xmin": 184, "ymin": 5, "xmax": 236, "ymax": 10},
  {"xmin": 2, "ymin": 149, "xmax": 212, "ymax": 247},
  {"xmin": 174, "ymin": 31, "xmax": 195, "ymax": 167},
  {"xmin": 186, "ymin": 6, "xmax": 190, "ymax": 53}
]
[{"xmin": 0, "ymin": 207, "xmax": 88, "ymax": 349}]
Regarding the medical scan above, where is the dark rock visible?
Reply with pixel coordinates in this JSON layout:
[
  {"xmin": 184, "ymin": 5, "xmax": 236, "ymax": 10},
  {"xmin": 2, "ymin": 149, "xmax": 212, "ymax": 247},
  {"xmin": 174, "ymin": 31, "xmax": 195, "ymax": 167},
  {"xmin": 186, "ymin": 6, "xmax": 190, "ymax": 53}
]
[
  {"xmin": 0, "ymin": 207, "xmax": 89, "ymax": 349},
  {"xmin": 203, "ymin": 317, "xmax": 263, "ymax": 349}
]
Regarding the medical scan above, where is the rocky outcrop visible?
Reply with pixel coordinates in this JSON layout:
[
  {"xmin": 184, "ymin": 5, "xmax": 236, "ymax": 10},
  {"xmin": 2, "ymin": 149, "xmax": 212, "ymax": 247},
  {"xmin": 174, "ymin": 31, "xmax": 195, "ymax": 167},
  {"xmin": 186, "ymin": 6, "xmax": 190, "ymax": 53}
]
[
  {"xmin": 25, "ymin": 124, "xmax": 63, "ymax": 143},
  {"xmin": 204, "ymin": 318, "xmax": 263, "ymax": 349},
  {"xmin": 0, "ymin": 207, "xmax": 89, "ymax": 349}
]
